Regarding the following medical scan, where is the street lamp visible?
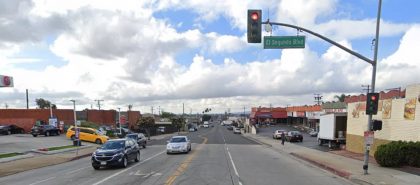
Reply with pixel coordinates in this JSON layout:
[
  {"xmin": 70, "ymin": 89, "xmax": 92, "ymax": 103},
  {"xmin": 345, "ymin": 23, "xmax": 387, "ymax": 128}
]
[
  {"xmin": 118, "ymin": 107, "xmax": 121, "ymax": 135},
  {"xmin": 70, "ymin": 100, "xmax": 76, "ymax": 128}
]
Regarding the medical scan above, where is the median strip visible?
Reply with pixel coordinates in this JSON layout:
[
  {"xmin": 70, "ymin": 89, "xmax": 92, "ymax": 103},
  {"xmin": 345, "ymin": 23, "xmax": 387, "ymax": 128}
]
[{"xmin": 0, "ymin": 153, "xmax": 22, "ymax": 159}]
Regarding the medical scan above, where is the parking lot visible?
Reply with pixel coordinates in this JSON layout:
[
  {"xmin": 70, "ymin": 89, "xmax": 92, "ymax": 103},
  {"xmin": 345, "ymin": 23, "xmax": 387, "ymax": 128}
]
[
  {"xmin": 257, "ymin": 124, "xmax": 330, "ymax": 152},
  {"xmin": 0, "ymin": 134, "xmax": 77, "ymax": 154}
]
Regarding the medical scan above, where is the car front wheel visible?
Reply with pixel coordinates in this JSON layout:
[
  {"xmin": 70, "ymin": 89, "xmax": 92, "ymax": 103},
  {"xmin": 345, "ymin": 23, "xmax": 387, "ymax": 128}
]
[
  {"xmin": 92, "ymin": 164, "xmax": 100, "ymax": 170},
  {"xmin": 32, "ymin": 134, "xmax": 38, "ymax": 137},
  {"xmin": 121, "ymin": 156, "xmax": 128, "ymax": 168},
  {"xmin": 45, "ymin": 131, "xmax": 50, "ymax": 137},
  {"xmin": 135, "ymin": 152, "xmax": 140, "ymax": 162}
]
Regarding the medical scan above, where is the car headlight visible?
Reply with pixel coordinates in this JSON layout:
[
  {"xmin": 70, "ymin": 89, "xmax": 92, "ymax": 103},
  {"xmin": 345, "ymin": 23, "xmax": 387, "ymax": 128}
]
[{"xmin": 167, "ymin": 145, "xmax": 172, "ymax": 149}]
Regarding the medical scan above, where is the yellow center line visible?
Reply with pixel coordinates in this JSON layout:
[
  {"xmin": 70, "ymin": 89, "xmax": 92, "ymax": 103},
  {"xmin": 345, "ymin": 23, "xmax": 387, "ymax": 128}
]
[{"xmin": 165, "ymin": 136, "xmax": 208, "ymax": 185}]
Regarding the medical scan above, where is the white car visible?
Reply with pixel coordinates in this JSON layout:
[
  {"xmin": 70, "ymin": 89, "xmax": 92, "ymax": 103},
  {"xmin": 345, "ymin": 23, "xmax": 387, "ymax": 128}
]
[
  {"xmin": 203, "ymin": 124, "xmax": 209, "ymax": 128},
  {"xmin": 233, "ymin": 127, "xmax": 241, "ymax": 134},
  {"xmin": 166, "ymin": 136, "xmax": 191, "ymax": 154},
  {"xmin": 189, "ymin": 127, "xmax": 195, "ymax": 132}
]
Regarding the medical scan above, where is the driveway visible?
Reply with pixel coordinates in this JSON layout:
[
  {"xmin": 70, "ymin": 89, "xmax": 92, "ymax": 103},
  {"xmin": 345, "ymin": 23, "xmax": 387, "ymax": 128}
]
[{"xmin": 256, "ymin": 124, "xmax": 330, "ymax": 152}]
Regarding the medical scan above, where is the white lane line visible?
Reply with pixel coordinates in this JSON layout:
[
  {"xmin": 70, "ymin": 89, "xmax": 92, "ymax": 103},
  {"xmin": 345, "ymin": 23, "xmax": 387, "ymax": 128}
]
[
  {"xmin": 28, "ymin": 176, "xmax": 56, "ymax": 185},
  {"xmin": 92, "ymin": 150, "xmax": 165, "ymax": 185},
  {"xmin": 226, "ymin": 146, "xmax": 239, "ymax": 177},
  {"xmin": 65, "ymin": 166, "xmax": 90, "ymax": 175}
]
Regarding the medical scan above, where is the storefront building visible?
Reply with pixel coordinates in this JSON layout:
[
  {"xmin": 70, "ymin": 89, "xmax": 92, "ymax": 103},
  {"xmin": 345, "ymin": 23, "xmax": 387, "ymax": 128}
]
[{"xmin": 346, "ymin": 84, "xmax": 419, "ymax": 155}]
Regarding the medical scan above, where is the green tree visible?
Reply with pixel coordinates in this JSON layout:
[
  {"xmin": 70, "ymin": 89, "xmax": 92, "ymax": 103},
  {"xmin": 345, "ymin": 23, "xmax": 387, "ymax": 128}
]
[
  {"xmin": 137, "ymin": 117, "xmax": 155, "ymax": 140},
  {"xmin": 161, "ymin": 111, "xmax": 176, "ymax": 119},
  {"xmin": 171, "ymin": 117, "xmax": 185, "ymax": 132},
  {"xmin": 334, "ymin": 94, "xmax": 347, "ymax": 102},
  {"xmin": 202, "ymin": 114, "xmax": 211, "ymax": 122},
  {"xmin": 35, "ymin": 98, "xmax": 52, "ymax": 109}
]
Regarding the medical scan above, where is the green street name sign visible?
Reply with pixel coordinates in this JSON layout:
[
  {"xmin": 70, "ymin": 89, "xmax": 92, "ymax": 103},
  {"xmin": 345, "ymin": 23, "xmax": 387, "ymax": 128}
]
[{"xmin": 264, "ymin": 36, "xmax": 305, "ymax": 49}]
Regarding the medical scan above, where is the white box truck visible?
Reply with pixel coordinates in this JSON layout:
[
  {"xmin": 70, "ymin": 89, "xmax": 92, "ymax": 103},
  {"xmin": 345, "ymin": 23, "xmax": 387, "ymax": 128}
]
[{"xmin": 317, "ymin": 113, "xmax": 347, "ymax": 149}]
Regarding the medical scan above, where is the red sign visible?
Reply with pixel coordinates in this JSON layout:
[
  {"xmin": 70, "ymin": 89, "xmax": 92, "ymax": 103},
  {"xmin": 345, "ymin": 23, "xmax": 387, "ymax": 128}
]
[
  {"xmin": 3, "ymin": 76, "xmax": 10, "ymax": 86},
  {"xmin": 364, "ymin": 131, "xmax": 374, "ymax": 145},
  {"xmin": 120, "ymin": 115, "xmax": 127, "ymax": 125},
  {"xmin": 296, "ymin": 111, "xmax": 305, "ymax": 117}
]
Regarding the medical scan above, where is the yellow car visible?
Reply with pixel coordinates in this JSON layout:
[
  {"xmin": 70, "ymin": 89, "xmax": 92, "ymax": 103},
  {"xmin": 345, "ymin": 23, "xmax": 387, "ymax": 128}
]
[{"xmin": 66, "ymin": 126, "xmax": 109, "ymax": 144}]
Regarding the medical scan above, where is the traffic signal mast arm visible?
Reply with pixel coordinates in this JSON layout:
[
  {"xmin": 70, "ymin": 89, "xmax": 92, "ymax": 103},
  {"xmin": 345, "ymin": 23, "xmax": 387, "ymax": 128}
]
[{"xmin": 262, "ymin": 21, "xmax": 375, "ymax": 66}]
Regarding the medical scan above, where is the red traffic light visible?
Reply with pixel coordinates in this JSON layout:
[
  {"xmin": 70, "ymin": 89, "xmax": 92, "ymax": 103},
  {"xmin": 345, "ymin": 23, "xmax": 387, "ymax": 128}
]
[
  {"xmin": 251, "ymin": 12, "xmax": 259, "ymax": 21},
  {"xmin": 371, "ymin": 95, "xmax": 376, "ymax": 101}
]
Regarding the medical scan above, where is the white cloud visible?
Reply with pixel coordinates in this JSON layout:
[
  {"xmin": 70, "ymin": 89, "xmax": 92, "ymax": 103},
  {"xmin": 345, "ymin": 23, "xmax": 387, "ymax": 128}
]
[{"xmin": 0, "ymin": 0, "xmax": 419, "ymax": 114}]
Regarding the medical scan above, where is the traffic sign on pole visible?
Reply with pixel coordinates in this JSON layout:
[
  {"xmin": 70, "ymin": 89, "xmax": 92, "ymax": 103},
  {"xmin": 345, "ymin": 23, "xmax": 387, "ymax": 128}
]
[{"xmin": 264, "ymin": 36, "xmax": 305, "ymax": 49}]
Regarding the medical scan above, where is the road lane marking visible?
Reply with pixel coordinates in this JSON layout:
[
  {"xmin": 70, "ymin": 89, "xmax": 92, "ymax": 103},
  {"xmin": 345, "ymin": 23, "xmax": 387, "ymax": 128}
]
[
  {"xmin": 164, "ymin": 136, "xmax": 208, "ymax": 185},
  {"xmin": 28, "ymin": 176, "xmax": 56, "ymax": 185},
  {"xmin": 223, "ymin": 133, "xmax": 243, "ymax": 185},
  {"xmin": 65, "ymin": 166, "xmax": 90, "ymax": 175},
  {"xmin": 92, "ymin": 150, "xmax": 165, "ymax": 185},
  {"xmin": 226, "ymin": 146, "xmax": 239, "ymax": 177}
]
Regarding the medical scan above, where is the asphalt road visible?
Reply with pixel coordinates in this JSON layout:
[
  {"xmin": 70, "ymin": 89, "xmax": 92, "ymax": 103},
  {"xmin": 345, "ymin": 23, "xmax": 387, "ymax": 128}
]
[
  {"xmin": 257, "ymin": 124, "xmax": 331, "ymax": 152},
  {"xmin": 0, "ymin": 124, "xmax": 353, "ymax": 185}
]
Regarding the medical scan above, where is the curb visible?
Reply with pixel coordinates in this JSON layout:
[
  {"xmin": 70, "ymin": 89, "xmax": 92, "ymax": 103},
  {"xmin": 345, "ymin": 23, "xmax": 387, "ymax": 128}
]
[
  {"xmin": 31, "ymin": 145, "xmax": 93, "ymax": 155},
  {"xmin": 70, "ymin": 153, "xmax": 93, "ymax": 161},
  {"xmin": 290, "ymin": 152, "xmax": 352, "ymax": 179},
  {"xmin": 0, "ymin": 153, "xmax": 35, "ymax": 163},
  {"xmin": 243, "ymin": 134, "xmax": 272, "ymax": 147}
]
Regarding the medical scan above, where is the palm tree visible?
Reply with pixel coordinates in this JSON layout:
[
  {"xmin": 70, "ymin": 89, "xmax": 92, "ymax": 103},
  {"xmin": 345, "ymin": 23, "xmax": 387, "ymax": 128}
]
[{"xmin": 334, "ymin": 94, "xmax": 347, "ymax": 102}]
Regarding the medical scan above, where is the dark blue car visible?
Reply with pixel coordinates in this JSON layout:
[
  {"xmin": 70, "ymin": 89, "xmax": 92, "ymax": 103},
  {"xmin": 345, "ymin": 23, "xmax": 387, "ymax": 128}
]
[{"xmin": 91, "ymin": 138, "xmax": 140, "ymax": 169}]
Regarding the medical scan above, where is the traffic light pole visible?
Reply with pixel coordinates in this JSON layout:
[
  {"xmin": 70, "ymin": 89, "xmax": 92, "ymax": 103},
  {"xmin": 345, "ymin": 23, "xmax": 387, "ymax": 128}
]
[{"xmin": 261, "ymin": 0, "xmax": 382, "ymax": 175}]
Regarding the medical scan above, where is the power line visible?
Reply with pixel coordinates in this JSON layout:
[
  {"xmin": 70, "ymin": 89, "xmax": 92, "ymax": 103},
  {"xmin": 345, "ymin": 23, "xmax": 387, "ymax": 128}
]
[
  {"xmin": 94, "ymin": 99, "xmax": 104, "ymax": 110},
  {"xmin": 314, "ymin": 94, "xmax": 323, "ymax": 105}
]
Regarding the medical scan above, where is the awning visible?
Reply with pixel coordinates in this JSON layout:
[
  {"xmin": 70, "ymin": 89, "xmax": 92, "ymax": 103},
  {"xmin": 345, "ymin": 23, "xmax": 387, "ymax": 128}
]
[{"xmin": 272, "ymin": 112, "xmax": 287, "ymax": 118}]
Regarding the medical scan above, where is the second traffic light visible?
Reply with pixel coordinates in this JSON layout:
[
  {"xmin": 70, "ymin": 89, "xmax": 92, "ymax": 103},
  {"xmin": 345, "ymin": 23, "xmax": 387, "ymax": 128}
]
[
  {"xmin": 366, "ymin": 93, "xmax": 380, "ymax": 115},
  {"xmin": 247, "ymin": 9, "xmax": 262, "ymax": 43}
]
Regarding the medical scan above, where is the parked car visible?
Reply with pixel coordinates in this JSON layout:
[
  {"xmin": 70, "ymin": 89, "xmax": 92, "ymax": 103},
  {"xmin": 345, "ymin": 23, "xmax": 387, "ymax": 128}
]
[
  {"xmin": 233, "ymin": 127, "xmax": 241, "ymax": 134},
  {"xmin": 126, "ymin": 133, "xmax": 147, "ymax": 148},
  {"xmin": 309, "ymin": 130, "xmax": 318, "ymax": 137},
  {"xmin": 189, "ymin": 127, "xmax": 195, "ymax": 132},
  {"xmin": 226, "ymin": 126, "xmax": 233, "ymax": 130},
  {"xmin": 66, "ymin": 126, "xmax": 109, "ymax": 144},
  {"xmin": 91, "ymin": 138, "xmax": 140, "ymax": 169},
  {"xmin": 203, "ymin": 124, "xmax": 209, "ymax": 128},
  {"xmin": 272, "ymin": 130, "xmax": 287, "ymax": 139},
  {"xmin": 286, "ymin": 131, "xmax": 303, "ymax": 142},
  {"xmin": 31, "ymin": 125, "xmax": 60, "ymax": 137},
  {"xmin": 157, "ymin": 126, "xmax": 165, "ymax": 133},
  {"xmin": 0, "ymin": 124, "xmax": 25, "ymax": 135},
  {"xmin": 166, "ymin": 136, "xmax": 191, "ymax": 154}
]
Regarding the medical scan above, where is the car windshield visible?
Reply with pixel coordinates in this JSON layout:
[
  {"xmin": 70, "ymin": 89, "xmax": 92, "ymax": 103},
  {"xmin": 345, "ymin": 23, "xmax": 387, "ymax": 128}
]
[
  {"xmin": 127, "ymin": 135, "xmax": 138, "ymax": 139},
  {"xmin": 170, "ymin": 137, "xmax": 186, "ymax": 143},
  {"xmin": 101, "ymin": 141, "xmax": 125, "ymax": 150}
]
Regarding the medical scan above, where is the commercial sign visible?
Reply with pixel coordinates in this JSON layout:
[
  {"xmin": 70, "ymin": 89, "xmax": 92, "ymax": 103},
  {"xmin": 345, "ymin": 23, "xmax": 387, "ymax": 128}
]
[
  {"xmin": 0, "ymin": 75, "xmax": 14, "ymax": 87},
  {"xmin": 324, "ymin": 108, "xmax": 347, "ymax": 113}
]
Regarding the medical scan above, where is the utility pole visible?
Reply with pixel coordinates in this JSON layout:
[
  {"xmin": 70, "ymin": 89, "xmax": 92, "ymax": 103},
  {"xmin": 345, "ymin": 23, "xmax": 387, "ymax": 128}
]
[
  {"xmin": 151, "ymin": 106, "xmax": 154, "ymax": 115},
  {"xmin": 363, "ymin": 0, "xmax": 382, "ymax": 175},
  {"xmin": 314, "ymin": 94, "xmax": 323, "ymax": 105},
  {"xmin": 362, "ymin": 85, "xmax": 370, "ymax": 94},
  {"xmin": 183, "ymin": 103, "xmax": 185, "ymax": 116},
  {"xmin": 158, "ymin": 106, "xmax": 161, "ymax": 116},
  {"xmin": 26, "ymin": 89, "xmax": 29, "ymax": 109},
  {"xmin": 94, "ymin": 99, "xmax": 104, "ymax": 110}
]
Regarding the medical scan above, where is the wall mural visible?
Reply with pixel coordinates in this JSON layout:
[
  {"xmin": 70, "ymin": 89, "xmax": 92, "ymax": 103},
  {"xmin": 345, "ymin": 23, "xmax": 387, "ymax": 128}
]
[
  {"xmin": 352, "ymin": 103, "xmax": 362, "ymax": 118},
  {"xmin": 382, "ymin": 99, "xmax": 392, "ymax": 119},
  {"xmin": 404, "ymin": 98, "xmax": 416, "ymax": 120}
]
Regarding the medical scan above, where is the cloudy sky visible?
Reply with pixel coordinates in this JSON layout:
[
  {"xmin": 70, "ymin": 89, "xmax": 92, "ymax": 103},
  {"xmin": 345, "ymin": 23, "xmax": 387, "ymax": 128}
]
[{"xmin": 1, "ymin": 0, "xmax": 419, "ymax": 114}]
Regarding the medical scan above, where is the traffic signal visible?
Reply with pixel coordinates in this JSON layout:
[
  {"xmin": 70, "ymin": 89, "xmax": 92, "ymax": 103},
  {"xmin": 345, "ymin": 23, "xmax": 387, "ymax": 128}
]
[
  {"xmin": 366, "ymin": 93, "xmax": 380, "ymax": 115},
  {"xmin": 372, "ymin": 120, "xmax": 382, "ymax": 131},
  {"xmin": 247, "ymin": 9, "xmax": 262, "ymax": 43}
]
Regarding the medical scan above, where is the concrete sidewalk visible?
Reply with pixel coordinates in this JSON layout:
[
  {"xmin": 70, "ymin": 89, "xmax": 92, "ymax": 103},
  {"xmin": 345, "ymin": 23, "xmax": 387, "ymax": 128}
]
[
  {"xmin": 0, "ymin": 133, "xmax": 172, "ymax": 177},
  {"xmin": 0, "ymin": 146, "xmax": 96, "ymax": 177},
  {"xmin": 244, "ymin": 133, "xmax": 420, "ymax": 185}
]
